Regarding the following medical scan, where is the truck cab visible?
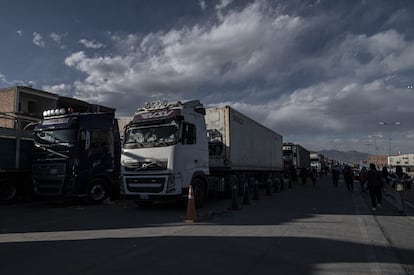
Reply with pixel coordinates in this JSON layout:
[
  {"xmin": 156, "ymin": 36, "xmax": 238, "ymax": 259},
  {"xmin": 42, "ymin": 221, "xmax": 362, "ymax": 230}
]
[
  {"xmin": 120, "ymin": 100, "xmax": 209, "ymax": 206},
  {"xmin": 32, "ymin": 108, "xmax": 121, "ymax": 202}
]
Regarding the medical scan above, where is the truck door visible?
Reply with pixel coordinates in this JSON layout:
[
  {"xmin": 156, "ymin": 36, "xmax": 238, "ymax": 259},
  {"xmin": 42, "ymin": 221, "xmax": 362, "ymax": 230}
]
[
  {"xmin": 89, "ymin": 129, "xmax": 114, "ymax": 175},
  {"xmin": 181, "ymin": 122, "xmax": 198, "ymax": 183},
  {"xmin": 78, "ymin": 129, "xmax": 114, "ymax": 193}
]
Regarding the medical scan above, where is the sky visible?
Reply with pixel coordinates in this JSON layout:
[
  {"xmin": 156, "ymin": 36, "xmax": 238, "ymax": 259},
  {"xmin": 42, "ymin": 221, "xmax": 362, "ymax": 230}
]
[{"xmin": 1, "ymin": 0, "xmax": 414, "ymax": 155}]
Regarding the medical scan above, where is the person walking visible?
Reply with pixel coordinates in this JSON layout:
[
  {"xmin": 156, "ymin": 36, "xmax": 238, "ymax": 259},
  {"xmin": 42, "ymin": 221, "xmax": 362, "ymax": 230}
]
[
  {"xmin": 331, "ymin": 165, "xmax": 340, "ymax": 187},
  {"xmin": 359, "ymin": 167, "xmax": 368, "ymax": 192},
  {"xmin": 381, "ymin": 166, "xmax": 391, "ymax": 194},
  {"xmin": 300, "ymin": 167, "xmax": 308, "ymax": 185},
  {"xmin": 343, "ymin": 165, "xmax": 354, "ymax": 193},
  {"xmin": 381, "ymin": 167, "xmax": 389, "ymax": 182},
  {"xmin": 288, "ymin": 165, "xmax": 297, "ymax": 189},
  {"xmin": 366, "ymin": 163, "xmax": 383, "ymax": 210},
  {"xmin": 388, "ymin": 166, "xmax": 412, "ymax": 214},
  {"xmin": 310, "ymin": 167, "xmax": 318, "ymax": 187}
]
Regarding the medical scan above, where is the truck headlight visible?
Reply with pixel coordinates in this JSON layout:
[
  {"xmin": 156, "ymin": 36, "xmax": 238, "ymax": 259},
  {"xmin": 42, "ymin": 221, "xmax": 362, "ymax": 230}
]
[
  {"xmin": 166, "ymin": 175, "xmax": 175, "ymax": 193},
  {"xmin": 72, "ymin": 162, "xmax": 79, "ymax": 178}
]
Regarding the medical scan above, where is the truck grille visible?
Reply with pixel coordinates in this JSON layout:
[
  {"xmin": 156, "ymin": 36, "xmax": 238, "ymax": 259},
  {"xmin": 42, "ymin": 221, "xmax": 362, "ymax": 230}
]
[
  {"xmin": 126, "ymin": 177, "xmax": 165, "ymax": 193},
  {"xmin": 123, "ymin": 160, "xmax": 168, "ymax": 172},
  {"xmin": 32, "ymin": 162, "xmax": 66, "ymax": 195},
  {"xmin": 34, "ymin": 179, "xmax": 63, "ymax": 194},
  {"xmin": 32, "ymin": 163, "xmax": 66, "ymax": 176}
]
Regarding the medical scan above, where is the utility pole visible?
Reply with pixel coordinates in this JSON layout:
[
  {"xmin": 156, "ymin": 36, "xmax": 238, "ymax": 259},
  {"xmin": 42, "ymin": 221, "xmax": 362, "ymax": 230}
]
[
  {"xmin": 364, "ymin": 143, "xmax": 372, "ymax": 155},
  {"xmin": 368, "ymin": 135, "xmax": 381, "ymax": 167},
  {"xmin": 378, "ymin": 122, "xmax": 400, "ymax": 157}
]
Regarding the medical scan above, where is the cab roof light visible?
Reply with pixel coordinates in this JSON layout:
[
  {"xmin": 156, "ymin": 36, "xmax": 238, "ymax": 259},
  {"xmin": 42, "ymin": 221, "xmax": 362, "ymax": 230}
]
[
  {"xmin": 137, "ymin": 100, "xmax": 186, "ymax": 113},
  {"xmin": 142, "ymin": 100, "xmax": 169, "ymax": 111},
  {"xmin": 42, "ymin": 108, "xmax": 68, "ymax": 117}
]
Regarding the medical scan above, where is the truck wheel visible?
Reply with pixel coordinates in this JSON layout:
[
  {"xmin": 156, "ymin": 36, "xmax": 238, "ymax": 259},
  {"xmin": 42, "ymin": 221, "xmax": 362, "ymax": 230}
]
[
  {"xmin": 192, "ymin": 178, "xmax": 206, "ymax": 208},
  {"xmin": 87, "ymin": 179, "xmax": 108, "ymax": 203},
  {"xmin": 0, "ymin": 181, "xmax": 17, "ymax": 203}
]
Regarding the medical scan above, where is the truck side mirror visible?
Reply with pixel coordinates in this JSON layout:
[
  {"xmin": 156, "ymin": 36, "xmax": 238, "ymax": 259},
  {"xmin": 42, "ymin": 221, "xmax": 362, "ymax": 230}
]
[{"xmin": 195, "ymin": 106, "xmax": 206, "ymax": 115}]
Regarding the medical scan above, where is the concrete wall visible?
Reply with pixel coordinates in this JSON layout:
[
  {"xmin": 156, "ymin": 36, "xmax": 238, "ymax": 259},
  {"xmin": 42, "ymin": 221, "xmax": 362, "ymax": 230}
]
[{"xmin": 389, "ymin": 154, "xmax": 414, "ymax": 166}]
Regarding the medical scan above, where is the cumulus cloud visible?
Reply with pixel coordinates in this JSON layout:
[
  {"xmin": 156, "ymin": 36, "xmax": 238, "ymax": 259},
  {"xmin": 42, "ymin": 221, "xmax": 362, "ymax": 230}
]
[
  {"xmin": 216, "ymin": 0, "xmax": 233, "ymax": 10},
  {"xmin": 0, "ymin": 72, "xmax": 29, "ymax": 87},
  {"xmin": 32, "ymin": 32, "xmax": 45, "ymax": 48},
  {"xmin": 65, "ymin": 1, "xmax": 303, "ymax": 103},
  {"xmin": 0, "ymin": 73, "xmax": 7, "ymax": 83},
  {"xmin": 50, "ymin": 32, "xmax": 63, "ymax": 44},
  {"xmin": 199, "ymin": 0, "xmax": 207, "ymax": 11},
  {"xmin": 49, "ymin": 32, "xmax": 69, "ymax": 49},
  {"xmin": 79, "ymin": 39, "xmax": 105, "ymax": 49},
  {"xmin": 62, "ymin": 0, "xmax": 414, "ymax": 152},
  {"xmin": 42, "ymin": 84, "xmax": 72, "ymax": 96}
]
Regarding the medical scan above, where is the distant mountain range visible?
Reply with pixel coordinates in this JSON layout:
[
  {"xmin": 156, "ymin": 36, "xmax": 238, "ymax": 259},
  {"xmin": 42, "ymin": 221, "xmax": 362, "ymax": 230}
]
[{"xmin": 319, "ymin": 150, "xmax": 369, "ymax": 163}]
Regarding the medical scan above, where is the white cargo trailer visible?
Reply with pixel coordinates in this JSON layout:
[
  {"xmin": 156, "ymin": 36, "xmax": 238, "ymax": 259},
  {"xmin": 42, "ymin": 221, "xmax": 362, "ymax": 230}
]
[{"xmin": 206, "ymin": 106, "xmax": 283, "ymax": 172}]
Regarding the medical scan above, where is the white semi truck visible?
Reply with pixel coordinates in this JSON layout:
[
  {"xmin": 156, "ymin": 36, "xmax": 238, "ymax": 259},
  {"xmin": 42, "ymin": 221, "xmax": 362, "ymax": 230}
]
[
  {"xmin": 310, "ymin": 152, "xmax": 323, "ymax": 173},
  {"xmin": 120, "ymin": 100, "xmax": 283, "ymax": 207}
]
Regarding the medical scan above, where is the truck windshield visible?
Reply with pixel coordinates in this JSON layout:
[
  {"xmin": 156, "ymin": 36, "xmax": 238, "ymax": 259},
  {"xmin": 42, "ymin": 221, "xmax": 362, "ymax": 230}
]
[
  {"xmin": 124, "ymin": 124, "xmax": 179, "ymax": 148},
  {"xmin": 34, "ymin": 129, "xmax": 78, "ymax": 146}
]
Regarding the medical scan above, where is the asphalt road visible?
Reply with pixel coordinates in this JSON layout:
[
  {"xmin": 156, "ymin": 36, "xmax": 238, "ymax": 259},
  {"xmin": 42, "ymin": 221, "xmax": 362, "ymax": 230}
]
[{"xmin": 1, "ymin": 175, "xmax": 413, "ymax": 275}]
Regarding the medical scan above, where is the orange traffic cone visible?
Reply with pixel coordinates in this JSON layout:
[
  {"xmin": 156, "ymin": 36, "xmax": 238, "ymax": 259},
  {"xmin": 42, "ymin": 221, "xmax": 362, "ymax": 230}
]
[{"xmin": 185, "ymin": 185, "xmax": 197, "ymax": 222}]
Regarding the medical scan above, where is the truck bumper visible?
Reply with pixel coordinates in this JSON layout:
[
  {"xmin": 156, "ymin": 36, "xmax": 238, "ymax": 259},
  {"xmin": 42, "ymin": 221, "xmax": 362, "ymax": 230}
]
[{"xmin": 120, "ymin": 173, "xmax": 183, "ymax": 199}]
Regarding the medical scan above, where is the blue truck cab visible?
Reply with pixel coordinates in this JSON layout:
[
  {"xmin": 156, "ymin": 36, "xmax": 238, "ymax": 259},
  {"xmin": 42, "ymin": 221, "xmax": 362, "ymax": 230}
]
[{"xmin": 32, "ymin": 108, "xmax": 121, "ymax": 202}]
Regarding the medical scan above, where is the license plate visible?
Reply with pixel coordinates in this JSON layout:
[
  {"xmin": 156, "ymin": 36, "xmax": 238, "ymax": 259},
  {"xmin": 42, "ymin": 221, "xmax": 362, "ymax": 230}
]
[
  {"xmin": 140, "ymin": 194, "xmax": 149, "ymax": 200},
  {"xmin": 50, "ymin": 169, "xmax": 58, "ymax": 175}
]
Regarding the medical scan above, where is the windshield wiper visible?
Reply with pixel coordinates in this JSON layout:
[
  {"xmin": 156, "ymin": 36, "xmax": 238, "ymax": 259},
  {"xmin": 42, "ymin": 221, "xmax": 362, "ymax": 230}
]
[
  {"xmin": 139, "ymin": 160, "xmax": 165, "ymax": 170},
  {"xmin": 36, "ymin": 132, "xmax": 66, "ymax": 144},
  {"xmin": 154, "ymin": 140, "xmax": 173, "ymax": 146},
  {"xmin": 125, "ymin": 140, "xmax": 144, "ymax": 148},
  {"xmin": 34, "ymin": 143, "xmax": 69, "ymax": 158}
]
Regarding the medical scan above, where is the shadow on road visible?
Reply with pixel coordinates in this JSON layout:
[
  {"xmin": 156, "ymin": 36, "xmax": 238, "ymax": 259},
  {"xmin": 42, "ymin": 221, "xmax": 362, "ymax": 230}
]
[{"xmin": 0, "ymin": 235, "xmax": 412, "ymax": 275}]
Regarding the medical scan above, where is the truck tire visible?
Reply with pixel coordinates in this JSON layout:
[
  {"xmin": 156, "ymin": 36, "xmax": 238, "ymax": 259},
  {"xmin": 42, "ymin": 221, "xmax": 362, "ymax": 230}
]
[
  {"xmin": 87, "ymin": 178, "xmax": 108, "ymax": 203},
  {"xmin": 192, "ymin": 178, "xmax": 206, "ymax": 208},
  {"xmin": 0, "ymin": 180, "xmax": 17, "ymax": 203}
]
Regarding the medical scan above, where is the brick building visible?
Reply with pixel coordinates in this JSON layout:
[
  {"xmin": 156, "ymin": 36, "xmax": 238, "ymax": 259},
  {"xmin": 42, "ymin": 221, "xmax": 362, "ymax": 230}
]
[
  {"xmin": 0, "ymin": 86, "xmax": 58, "ymax": 129},
  {"xmin": 367, "ymin": 155, "xmax": 388, "ymax": 168},
  {"xmin": 0, "ymin": 86, "xmax": 115, "ymax": 130}
]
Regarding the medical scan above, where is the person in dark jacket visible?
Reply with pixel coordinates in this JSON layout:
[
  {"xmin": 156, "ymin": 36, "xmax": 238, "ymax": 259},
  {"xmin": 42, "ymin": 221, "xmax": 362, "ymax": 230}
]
[
  {"xmin": 331, "ymin": 165, "xmax": 340, "ymax": 187},
  {"xmin": 310, "ymin": 167, "xmax": 318, "ymax": 187},
  {"xmin": 343, "ymin": 165, "xmax": 354, "ymax": 193},
  {"xmin": 381, "ymin": 167, "xmax": 389, "ymax": 184},
  {"xmin": 299, "ymin": 167, "xmax": 308, "ymax": 185},
  {"xmin": 381, "ymin": 166, "xmax": 390, "ymax": 191},
  {"xmin": 366, "ymin": 163, "xmax": 383, "ymax": 210},
  {"xmin": 359, "ymin": 167, "xmax": 368, "ymax": 192},
  {"xmin": 288, "ymin": 165, "xmax": 297, "ymax": 188}
]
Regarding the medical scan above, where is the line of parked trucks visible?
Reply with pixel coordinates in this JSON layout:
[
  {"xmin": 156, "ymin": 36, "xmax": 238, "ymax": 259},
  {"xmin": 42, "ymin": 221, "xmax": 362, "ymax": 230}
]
[{"xmin": 1, "ymin": 87, "xmax": 314, "ymax": 207}]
